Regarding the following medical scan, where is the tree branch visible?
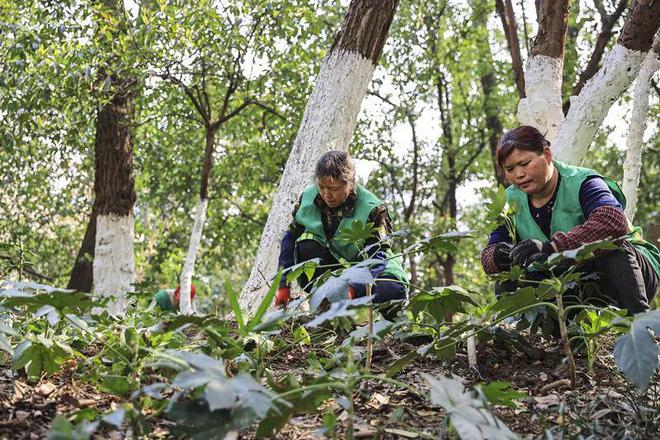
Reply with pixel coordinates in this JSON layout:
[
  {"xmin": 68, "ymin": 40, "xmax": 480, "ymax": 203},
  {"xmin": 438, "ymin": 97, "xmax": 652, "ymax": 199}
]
[
  {"xmin": 566, "ymin": 0, "xmax": 627, "ymax": 111},
  {"xmin": 161, "ymin": 70, "xmax": 209, "ymax": 124},
  {"xmin": 496, "ymin": 0, "xmax": 526, "ymax": 98}
]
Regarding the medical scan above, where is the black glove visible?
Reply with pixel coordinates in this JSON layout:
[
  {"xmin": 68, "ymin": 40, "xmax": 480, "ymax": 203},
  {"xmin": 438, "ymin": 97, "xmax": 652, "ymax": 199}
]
[
  {"xmin": 510, "ymin": 239, "xmax": 554, "ymax": 267},
  {"xmin": 493, "ymin": 242, "xmax": 514, "ymax": 270}
]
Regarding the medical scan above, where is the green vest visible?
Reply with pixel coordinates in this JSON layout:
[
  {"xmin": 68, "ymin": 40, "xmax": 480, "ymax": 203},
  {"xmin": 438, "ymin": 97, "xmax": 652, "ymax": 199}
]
[
  {"xmin": 294, "ymin": 184, "xmax": 410, "ymax": 285},
  {"xmin": 507, "ymin": 160, "xmax": 660, "ymax": 276},
  {"xmin": 154, "ymin": 289, "xmax": 177, "ymax": 312}
]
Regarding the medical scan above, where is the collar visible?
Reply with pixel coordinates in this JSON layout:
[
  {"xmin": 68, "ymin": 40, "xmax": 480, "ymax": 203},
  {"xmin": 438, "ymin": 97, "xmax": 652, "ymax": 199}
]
[{"xmin": 314, "ymin": 189, "xmax": 357, "ymax": 217}]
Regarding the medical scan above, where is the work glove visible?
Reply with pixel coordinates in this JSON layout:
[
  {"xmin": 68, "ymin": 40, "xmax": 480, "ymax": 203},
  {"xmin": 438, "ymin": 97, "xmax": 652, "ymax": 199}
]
[
  {"xmin": 274, "ymin": 286, "xmax": 291, "ymax": 308},
  {"xmin": 510, "ymin": 239, "xmax": 554, "ymax": 267},
  {"xmin": 493, "ymin": 242, "xmax": 514, "ymax": 270}
]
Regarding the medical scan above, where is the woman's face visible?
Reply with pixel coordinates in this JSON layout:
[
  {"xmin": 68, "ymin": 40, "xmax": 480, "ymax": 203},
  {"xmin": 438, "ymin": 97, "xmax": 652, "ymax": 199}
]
[
  {"xmin": 502, "ymin": 147, "xmax": 553, "ymax": 195},
  {"xmin": 317, "ymin": 176, "xmax": 350, "ymax": 208}
]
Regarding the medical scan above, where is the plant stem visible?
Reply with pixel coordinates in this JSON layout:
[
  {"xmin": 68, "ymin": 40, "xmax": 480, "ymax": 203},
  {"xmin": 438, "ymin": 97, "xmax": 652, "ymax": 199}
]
[
  {"xmin": 365, "ymin": 284, "xmax": 373, "ymax": 372},
  {"xmin": 556, "ymin": 289, "xmax": 577, "ymax": 387}
]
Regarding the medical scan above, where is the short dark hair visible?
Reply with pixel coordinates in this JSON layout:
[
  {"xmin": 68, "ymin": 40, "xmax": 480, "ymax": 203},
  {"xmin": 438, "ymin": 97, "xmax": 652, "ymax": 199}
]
[
  {"xmin": 315, "ymin": 151, "xmax": 356, "ymax": 187},
  {"xmin": 496, "ymin": 125, "xmax": 550, "ymax": 165}
]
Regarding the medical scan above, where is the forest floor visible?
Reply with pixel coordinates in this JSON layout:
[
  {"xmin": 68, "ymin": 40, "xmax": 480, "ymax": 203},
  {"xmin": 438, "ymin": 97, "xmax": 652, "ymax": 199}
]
[{"xmin": 1, "ymin": 327, "xmax": 658, "ymax": 439}]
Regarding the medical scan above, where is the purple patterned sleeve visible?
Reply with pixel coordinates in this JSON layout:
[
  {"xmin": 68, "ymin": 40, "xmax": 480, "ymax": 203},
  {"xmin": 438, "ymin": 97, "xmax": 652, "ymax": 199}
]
[{"xmin": 579, "ymin": 176, "xmax": 623, "ymax": 218}]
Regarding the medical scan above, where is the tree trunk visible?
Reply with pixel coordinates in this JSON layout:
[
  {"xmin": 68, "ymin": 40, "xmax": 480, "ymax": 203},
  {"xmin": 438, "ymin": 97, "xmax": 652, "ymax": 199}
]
[
  {"xmin": 517, "ymin": 0, "xmax": 570, "ymax": 144},
  {"xmin": 67, "ymin": 0, "xmax": 136, "ymax": 314},
  {"xmin": 495, "ymin": 0, "xmax": 526, "ymax": 99},
  {"xmin": 554, "ymin": 1, "xmax": 660, "ymax": 164},
  {"xmin": 67, "ymin": 206, "xmax": 97, "ymax": 292},
  {"xmin": 239, "ymin": 0, "xmax": 399, "ymax": 314},
  {"xmin": 622, "ymin": 36, "xmax": 660, "ymax": 220},
  {"xmin": 474, "ymin": 2, "xmax": 507, "ymax": 185},
  {"xmin": 179, "ymin": 128, "xmax": 216, "ymax": 315},
  {"xmin": 92, "ymin": 76, "xmax": 137, "ymax": 316}
]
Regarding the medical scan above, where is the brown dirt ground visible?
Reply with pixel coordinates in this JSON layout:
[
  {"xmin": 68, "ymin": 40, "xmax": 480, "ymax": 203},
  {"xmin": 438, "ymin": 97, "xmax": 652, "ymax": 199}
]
[{"xmin": 1, "ymin": 328, "xmax": 658, "ymax": 439}]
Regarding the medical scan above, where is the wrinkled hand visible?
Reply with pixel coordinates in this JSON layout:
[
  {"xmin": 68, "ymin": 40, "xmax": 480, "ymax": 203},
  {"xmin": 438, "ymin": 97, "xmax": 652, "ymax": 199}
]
[
  {"xmin": 274, "ymin": 286, "xmax": 291, "ymax": 308},
  {"xmin": 493, "ymin": 242, "xmax": 514, "ymax": 270},
  {"xmin": 511, "ymin": 239, "xmax": 553, "ymax": 267}
]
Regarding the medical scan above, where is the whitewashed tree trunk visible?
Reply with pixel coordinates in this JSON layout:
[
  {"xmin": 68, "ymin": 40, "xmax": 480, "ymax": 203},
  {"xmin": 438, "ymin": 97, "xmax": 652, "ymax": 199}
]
[
  {"xmin": 517, "ymin": 0, "xmax": 570, "ymax": 144},
  {"xmin": 622, "ymin": 37, "xmax": 660, "ymax": 220},
  {"xmin": 553, "ymin": 44, "xmax": 648, "ymax": 164},
  {"xmin": 239, "ymin": 0, "xmax": 399, "ymax": 314},
  {"xmin": 554, "ymin": 2, "xmax": 660, "ymax": 164},
  {"xmin": 179, "ymin": 198, "xmax": 208, "ymax": 314},
  {"xmin": 517, "ymin": 55, "xmax": 564, "ymax": 143},
  {"xmin": 93, "ymin": 214, "xmax": 135, "ymax": 316}
]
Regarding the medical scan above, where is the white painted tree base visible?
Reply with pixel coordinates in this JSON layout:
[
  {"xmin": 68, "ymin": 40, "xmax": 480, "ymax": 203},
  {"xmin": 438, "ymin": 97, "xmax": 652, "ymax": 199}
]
[
  {"xmin": 622, "ymin": 42, "xmax": 660, "ymax": 220},
  {"xmin": 179, "ymin": 198, "xmax": 208, "ymax": 315},
  {"xmin": 93, "ymin": 214, "xmax": 135, "ymax": 316},
  {"xmin": 517, "ymin": 55, "xmax": 564, "ymax": 144},
  {"xmin": 554, "ymin": 44, "xmax": 648, "ymax": 164},
  {"xmin": 239, "ymin": 49, "xmax": 375, "ymax": 314}
]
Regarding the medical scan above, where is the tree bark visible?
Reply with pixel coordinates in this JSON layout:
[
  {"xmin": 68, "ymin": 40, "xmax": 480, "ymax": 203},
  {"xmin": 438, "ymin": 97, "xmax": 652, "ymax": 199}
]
[
  {"xmin": 67, "ymin": 0, "xmax": 136, "ymax": 313},
  {"xmin": 517, "ymin": 0, "xmax": 570, "ymax": 144},
  {"xmin": 91, "ymin": 75, "xmax": 137, "ymax": 316},
  {"xmin": 179, "ymin": 128, "xmax": 216, "ymax": 315},
  {"xmin": 495, "ymin": 0, "xmax": 526, "ymax": 99},
  {"xmin": 565, "ymin": 0, "xmax": 627, "ymax": 112},
  {"xmin": 239, "ymin": 0, "xmax": 399, "ymax": 314},
  {"xmin": 554, "ymin": 1, "xmax": 660, "ymax": 164},
  {"xmin": 622, "ymin": 35, "xmax": 660, "ymax": 220},
  {"xmin": 474, "ymin": 2, "xmax": 507, "ymax": 185},
  {"xmin": 67, "ymin": 207, "xmax": 97, "ymax": 292}
]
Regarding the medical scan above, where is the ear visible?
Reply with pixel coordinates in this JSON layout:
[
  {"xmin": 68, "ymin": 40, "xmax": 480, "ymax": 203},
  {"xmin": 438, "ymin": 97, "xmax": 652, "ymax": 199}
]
[{"xmin": 543, "ymin": 146, "xmax": 553, "ymax": 164}]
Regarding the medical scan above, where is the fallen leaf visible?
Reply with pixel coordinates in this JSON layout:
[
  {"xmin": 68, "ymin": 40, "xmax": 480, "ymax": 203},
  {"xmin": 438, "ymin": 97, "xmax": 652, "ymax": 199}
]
[
  {"xmin": 384, "ymin": 428, "xmax": 419, "ymax": 438},
  {"xmin": 591, "ymin": 408, "xmax": 612, "ymax": 420},
  {"xmin": 37, "ymin": 382, "xmax": 57, "ymax": 397},
  {"xmin": 602, "ymin": 390, "xmax": 623, "ymax": 399},
  {"xmin": 368, "ymin": 392, "xmax": 390, "ymax": 409},
  {"xmin": 533, "ymin": 394, "xmax": 560, "ymax": 409}
]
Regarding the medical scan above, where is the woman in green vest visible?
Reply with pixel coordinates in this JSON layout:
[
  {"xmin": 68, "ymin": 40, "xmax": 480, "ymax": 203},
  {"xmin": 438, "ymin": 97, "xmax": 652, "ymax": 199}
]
[
  {"xmin": 481, "ymin": 125, "xmax": 659, "ymax": 314},
  {"xmin": 274, "ymin": 151, "xmax": 409, "ymax": 308},
  {"xmin": 153, "ymin": 284, "xmax": 196, "ymax": 312}
]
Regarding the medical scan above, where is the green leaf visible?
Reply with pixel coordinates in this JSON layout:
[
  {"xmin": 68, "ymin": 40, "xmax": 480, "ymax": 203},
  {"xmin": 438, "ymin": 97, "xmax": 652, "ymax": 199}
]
[
  {"xmin": 408, "ymin": 285, "xmax": 476, "ymax": 323},
  {"xmin": 385, "ymin": 349, "xmax": 417, "ymax": 378},
  {"xmin": 48, "ymin": 415, "xmax": 99, "ymax": 440},
  {"xmin": 247, "ymin": 271, "xmax": 283, "ymax": 332},
  {"xmin": 256, "ymin": 375, "xmax": 333, "ymax": 439},
  {"xmin": 100, "ymin": 376, "xmax": 134, "ymax": 395},
  {"xmin": 613, "ymin": 310, "xmax": 660, "ymax": 391},
  {"xmin": 225, "ymin": 279, "xmax": 244, "ymax": 333},
  {"xmin": 476, "ymin": 382, "xmax": 526, "ymax": 409},
  {"xmin": 423, "ymin": 374, "xmax": 518, "ymax": 440},
  {"xmin": 293, "ymin": 325, "xmax": 311, "ymax": 345},
  {"xmin": 306, "ymin": 296, "xmax": 372, "ymax": 328},
  {"xmin": 334, "ymin": 219, "xmax": 375, "ymax": 246},
  {"xmin": 166, "ymin": 399, "xmax": 235, "ymax": 440},
  {"xmin": 489, "ymin": 287, "xmax": 547, "ymax": 319}
]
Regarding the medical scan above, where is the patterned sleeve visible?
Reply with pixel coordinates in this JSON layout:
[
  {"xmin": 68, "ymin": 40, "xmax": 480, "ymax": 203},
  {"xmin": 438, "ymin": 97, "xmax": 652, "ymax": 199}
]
[
  {"xmin": 551, "ymin": 205, "xmax": 629, "ymax": 252},
  {"xmin": 481, "ymin": 243, "xmax": 501, "ymax": 274}
]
